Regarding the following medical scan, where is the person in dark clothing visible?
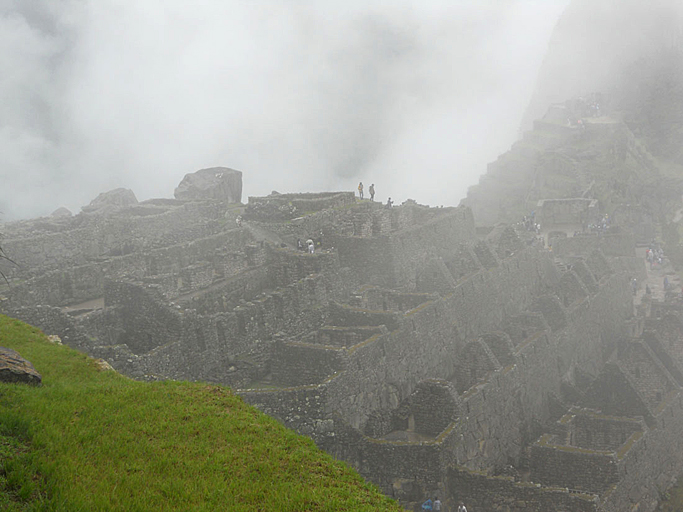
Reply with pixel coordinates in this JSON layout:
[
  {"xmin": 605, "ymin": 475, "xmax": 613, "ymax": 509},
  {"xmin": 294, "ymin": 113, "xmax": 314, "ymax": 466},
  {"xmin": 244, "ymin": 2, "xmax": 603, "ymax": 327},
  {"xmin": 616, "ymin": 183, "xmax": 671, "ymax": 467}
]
[{"xmin": 369, "ymin": 184, "xmax": 375, "ymax": 202}]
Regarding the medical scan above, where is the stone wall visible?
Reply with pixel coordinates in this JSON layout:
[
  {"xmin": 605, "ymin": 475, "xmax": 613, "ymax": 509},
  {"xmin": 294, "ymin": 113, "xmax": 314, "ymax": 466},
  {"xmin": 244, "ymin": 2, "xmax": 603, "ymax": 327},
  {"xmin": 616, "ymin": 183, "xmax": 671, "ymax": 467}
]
[
  {"xmin": 235, "ymin": 265, "xmax": 632, "ymax": 492},
  {"xmin": 552, "ymin": 232, "xmax": 636, "ymax": 257},
  {"xmin": 269, "ymin": 340, "xmax": 347, "ymax": 386},
  {"xmin": 400, "ymin": 380, "xmax": 460, "ymax": 437},
  {"xmin": 618, "ymin": 341, "xmax": 678, "ymax": 410},
  {"xmin": 556, "ymin": 270, "xmax": 590, "ymax": 307},
  {"xmin": 0, "ymin": 304, "xmax": 92, "ymax": 353},
  {"xmin": 331, "ymin": 207, "xmax": 477, "ymax": 290},
  {"xmin": 245, "ymin": 192, "xmax": 355, "ymax": 220},
  {"xmin": 6, "ymin": 227, "xmax": 253, "ymax": 307},
  {"xmin": 446, "ymin": 467, "xmax": 598, "ymax": 512},
  {"xmin": 611, "ymin": 256, "xmax": 648, "ymax": 284},
  {"xmin": 530, "ymin": 439, "xmax": 619, "ymax": 492},
  {"xmin": 570, "ymin": 412, "xmax": 643, "ymax": 451},
  {"xmin": 602, "ymin": 393, "xmax": 683, "ymax": 512},
  {"xmin": 537, "ymin": 198, "xmax": 599, "ymax": 227},
  {"xmin": 102, "ymin": 281, "xmax": 183, "ymax": 355},
  {"xmin": 3, "ymin": 201, "xmax": 234, "ymax": 275}
]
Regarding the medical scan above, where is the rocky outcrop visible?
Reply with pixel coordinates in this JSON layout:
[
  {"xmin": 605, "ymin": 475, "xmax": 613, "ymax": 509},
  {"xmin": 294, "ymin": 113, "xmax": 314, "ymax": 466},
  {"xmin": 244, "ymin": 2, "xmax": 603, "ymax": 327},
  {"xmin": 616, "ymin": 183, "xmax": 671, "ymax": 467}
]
[
  {"xmin": 51, "ymin": 207, "xmax": 72, "ymax": 218},
  {"xmin": 82, "ymin": 188, "xmax": 138, "ymax": 215},
  {"xmin": 0, "ymin": 346, "xmax": 41, "ymax": 385},
  {"xmin": 174, "ymin": 167, "xmax": 242, "ymax": 203}
]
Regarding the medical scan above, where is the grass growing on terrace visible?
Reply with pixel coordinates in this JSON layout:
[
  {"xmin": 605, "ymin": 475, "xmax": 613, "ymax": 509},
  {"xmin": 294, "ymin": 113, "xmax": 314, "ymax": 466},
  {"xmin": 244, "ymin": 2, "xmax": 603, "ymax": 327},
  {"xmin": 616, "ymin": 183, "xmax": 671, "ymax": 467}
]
[{"xmin": 0, "ymin": 315, "xmax": 402, "ymax": 512}]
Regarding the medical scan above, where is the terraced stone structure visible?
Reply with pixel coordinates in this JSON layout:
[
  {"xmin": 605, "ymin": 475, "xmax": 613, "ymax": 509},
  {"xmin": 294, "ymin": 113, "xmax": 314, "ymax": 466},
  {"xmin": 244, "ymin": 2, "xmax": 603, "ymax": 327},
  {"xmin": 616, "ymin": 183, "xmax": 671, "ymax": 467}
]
[{"xmin": 3, "ymin": 151, "xmax": 683, "ymax": 511}]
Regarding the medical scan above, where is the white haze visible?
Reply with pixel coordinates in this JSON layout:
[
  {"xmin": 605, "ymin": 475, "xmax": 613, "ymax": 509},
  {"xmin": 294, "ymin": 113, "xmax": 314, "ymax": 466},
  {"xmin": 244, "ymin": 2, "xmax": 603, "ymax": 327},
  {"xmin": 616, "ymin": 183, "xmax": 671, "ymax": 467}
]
[{"xmin": 0, "ymin": 1, "xmax": 570, "ymax": 220}]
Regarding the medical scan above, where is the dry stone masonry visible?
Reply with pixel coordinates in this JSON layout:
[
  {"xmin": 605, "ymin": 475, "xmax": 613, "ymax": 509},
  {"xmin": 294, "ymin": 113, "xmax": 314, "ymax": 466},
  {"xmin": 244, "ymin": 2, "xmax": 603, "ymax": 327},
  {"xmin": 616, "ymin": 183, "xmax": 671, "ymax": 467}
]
[{"xmin": 2, "ymin": 99, "xmax": 683, "ymax": 512}]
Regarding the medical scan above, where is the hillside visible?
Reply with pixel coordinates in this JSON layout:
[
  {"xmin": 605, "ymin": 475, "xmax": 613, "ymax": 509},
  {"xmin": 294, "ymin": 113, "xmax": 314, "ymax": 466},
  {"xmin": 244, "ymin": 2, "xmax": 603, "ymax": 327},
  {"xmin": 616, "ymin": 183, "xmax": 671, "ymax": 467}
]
[
  {"xmin": 0, "ymin": 314, "xmax": 402, "ymax": 512},
  {"xmin": 521, "ymin": 0, "xmax": 683, "ymax": 132}
]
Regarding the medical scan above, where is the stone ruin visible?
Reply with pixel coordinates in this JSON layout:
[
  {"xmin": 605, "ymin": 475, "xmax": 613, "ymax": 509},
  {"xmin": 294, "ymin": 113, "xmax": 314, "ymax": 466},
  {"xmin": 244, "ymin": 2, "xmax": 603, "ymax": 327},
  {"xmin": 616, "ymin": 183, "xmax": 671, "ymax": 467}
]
[{"xmin": 1, "ymin": 131, "xmax": 683, "ymax": 511}]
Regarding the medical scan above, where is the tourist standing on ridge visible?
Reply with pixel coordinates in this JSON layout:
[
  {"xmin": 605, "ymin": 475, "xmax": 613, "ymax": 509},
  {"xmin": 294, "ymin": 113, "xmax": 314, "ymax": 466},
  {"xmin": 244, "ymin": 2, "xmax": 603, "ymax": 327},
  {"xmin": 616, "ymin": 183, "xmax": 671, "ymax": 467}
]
[
  {"xmin": 358, "ymin": 182, "xmax": 364, "ymax": 199},
  {"xmin": 369, "ymin": 184, "xmax": 375, "ymax": 202},
  {"xmin": 386, "ymin": 197, "xmax": 393, "ymax": 208}
]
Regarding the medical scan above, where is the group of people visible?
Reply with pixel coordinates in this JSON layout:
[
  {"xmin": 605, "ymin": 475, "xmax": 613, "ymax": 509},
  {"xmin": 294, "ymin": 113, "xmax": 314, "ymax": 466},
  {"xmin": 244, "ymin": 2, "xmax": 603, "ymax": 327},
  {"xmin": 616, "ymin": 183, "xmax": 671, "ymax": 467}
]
[
  {"xmin": 634, "ymin": 240, "xmax": 678, "ymax": 298},
  {"xmin": 646, "ymin": 244, "xmax": 665, "ymax": 270},
  {"xmin": 358, "ymin": 182, "xmax": 393, "ymax": 208},
  {"xmin": 357, "ymin": 182, "xmax": 375, "ymax": 201},
  {"xmin": 567, "ymin": 94, "xmax": 604, "ymax": 128},
  {"xmin": 521, "ymin": 211, "xmax": 540, "ymax": 234},
  {"xmin": 297, "ymin": 232, "xmax": 323, "ymax": 254},
  {"xmin": 585, "ymin": 214, "xmax": 611, "ymax": 235},
  {"xmin": 422, "ymin": 496, "xmax": 466, "ymax": 511}
]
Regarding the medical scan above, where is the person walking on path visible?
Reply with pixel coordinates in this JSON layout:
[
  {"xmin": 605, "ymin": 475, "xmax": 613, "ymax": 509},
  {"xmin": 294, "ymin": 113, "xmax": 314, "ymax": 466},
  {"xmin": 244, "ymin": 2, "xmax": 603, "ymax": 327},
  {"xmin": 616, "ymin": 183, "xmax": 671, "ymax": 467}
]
[
  {"xmin": 458, "ymin": 502, "xmax": 468, "ymax": 512},
  {"xmin": 369, "ymin": 184, "xmax": 375, "ymax": 202},
  {"xmin": 433, "ymin": 497, "xmax": 442, "ymax": 511},
  {"xmin": 358, "ymin": 182, "xmax": 364, "ymax": 199}
]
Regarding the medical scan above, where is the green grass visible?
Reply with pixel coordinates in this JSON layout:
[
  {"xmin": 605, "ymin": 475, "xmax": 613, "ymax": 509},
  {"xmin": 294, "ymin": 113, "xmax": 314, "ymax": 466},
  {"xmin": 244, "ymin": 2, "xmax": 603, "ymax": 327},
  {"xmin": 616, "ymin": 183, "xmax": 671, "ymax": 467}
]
[{"xmin": 0, "ymin": 315, "xmax": 402, "ymax": 511}]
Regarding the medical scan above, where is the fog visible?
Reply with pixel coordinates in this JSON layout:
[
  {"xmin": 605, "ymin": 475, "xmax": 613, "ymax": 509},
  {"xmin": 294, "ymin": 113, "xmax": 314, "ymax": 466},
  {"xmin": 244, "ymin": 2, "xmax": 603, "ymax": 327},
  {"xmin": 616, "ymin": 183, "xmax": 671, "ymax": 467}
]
[
  {"xmin": 523, "ymin": 0, "xmax": 683, "ymax": 129},
  {"xmin": 0, "ymin": 1, "xmax": 570, "ymax": 220}
]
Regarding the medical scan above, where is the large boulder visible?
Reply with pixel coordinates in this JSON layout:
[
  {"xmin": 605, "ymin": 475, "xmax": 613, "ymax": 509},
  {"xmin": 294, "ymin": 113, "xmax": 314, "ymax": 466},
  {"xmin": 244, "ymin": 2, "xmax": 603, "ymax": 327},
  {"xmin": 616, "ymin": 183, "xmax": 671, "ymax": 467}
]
[
  {"xmin": 0, "ymin": 347, "xmax": 41, "ymax": 385},
  {"xmin": 51, "ymin": 206, "xmax": 73, "ymax": 218},
  {"xmin": 82, "ymin": 188, "xmax": 138, "ymax": 214},
  {"xmin": 174, "ymin": 167, "xmax": 242, "ymax": 203}
]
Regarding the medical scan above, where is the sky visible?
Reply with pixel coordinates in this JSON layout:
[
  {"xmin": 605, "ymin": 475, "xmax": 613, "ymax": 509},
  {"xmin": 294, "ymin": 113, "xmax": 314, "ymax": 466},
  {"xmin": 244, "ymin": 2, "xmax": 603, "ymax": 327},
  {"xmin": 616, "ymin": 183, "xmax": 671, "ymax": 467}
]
[{"xmin": 0, "ymin": 0, "xmax": 570, "ymax": 220}]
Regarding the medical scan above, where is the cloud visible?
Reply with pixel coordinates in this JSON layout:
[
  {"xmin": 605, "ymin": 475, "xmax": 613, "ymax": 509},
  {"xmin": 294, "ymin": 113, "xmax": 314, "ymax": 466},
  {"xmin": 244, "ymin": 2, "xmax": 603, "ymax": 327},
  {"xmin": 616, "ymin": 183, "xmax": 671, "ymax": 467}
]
[{"xmin": 0, "ymin": 0, "xmax": 569, "ymax": 219}]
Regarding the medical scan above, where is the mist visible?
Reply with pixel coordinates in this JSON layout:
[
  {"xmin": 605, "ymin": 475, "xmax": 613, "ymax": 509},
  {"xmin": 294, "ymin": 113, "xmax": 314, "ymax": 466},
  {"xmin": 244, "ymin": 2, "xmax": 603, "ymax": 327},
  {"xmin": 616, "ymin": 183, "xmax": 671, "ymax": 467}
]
[{"xmin": 0, "ymin": 1, "xmax": 569, "ymax": 220}]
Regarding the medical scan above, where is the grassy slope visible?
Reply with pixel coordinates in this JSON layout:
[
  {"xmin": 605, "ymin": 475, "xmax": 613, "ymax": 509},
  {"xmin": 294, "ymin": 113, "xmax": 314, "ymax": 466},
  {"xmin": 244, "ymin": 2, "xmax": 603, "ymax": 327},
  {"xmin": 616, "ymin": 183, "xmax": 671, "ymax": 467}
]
[{"xmin": 0, "ymin": 315, "xmax": 402, "ymax": 512}]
